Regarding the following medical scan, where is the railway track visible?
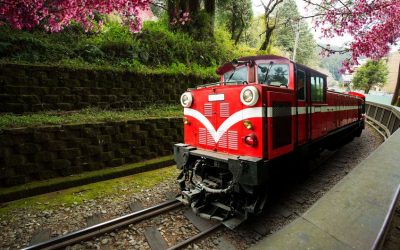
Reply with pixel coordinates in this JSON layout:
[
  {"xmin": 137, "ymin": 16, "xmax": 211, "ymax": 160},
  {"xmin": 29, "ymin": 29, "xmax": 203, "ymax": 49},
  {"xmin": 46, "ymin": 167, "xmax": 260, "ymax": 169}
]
[
  {"xmin": 23, "ymin": 200, "xmax": 182, "ymax": 250},
  {"xmin": 23, "ymin": 198, "xmax": 222, "ymax": 250}
]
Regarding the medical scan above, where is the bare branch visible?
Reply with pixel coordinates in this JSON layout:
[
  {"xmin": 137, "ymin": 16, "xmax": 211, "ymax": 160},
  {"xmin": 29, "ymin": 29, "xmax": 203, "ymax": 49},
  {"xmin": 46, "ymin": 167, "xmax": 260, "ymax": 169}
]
[
  {"xmin": 149, "ymin": 0, "xmax": 166, "ymax": 10},
  {"xmin": 301, "ymin": 0, "xmax": 330, "ymax": 11},
  {"xmin": 318, "ymin": 44, "xmax": 350, "ymax": 54},
  {"xmin": 337, "ymin": 0, "xmax": 352, "ymax": 13}
]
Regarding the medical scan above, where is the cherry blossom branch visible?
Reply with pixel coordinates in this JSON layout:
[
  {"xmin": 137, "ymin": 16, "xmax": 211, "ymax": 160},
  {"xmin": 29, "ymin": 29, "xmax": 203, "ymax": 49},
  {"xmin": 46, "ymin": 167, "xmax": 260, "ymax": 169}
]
[
  {"xmin": 0, "ymin": 0, "xmax": 150, "ymax": 32},
  {"xmin": 312, "ymin": 0, "xmax": 400, "ymax": 70}
]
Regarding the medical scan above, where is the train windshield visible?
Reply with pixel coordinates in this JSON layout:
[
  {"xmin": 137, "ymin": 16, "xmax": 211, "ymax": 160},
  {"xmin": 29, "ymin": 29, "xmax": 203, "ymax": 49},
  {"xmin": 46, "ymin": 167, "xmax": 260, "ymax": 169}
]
[
  {"xmin": 257, "ymin": 63, "xmax": 289, "ymax": 86},
  {"xmin": 223, "ymin": 66, "xmax": 248, "ymax": 84}
]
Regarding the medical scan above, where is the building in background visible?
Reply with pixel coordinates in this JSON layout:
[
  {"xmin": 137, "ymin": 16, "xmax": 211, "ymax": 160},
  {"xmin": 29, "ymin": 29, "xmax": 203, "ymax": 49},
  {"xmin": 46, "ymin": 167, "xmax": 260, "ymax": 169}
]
[{"xmin": 383, "ymin": 51, "xmax": 400, "ymax": 94}]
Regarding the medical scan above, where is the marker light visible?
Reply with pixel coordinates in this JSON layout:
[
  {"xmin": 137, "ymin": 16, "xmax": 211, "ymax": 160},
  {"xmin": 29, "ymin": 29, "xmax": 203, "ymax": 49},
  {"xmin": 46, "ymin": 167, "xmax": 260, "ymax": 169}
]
[
  {"xmin": 240, "ymin": 86, "xmax": 259, "ymax": 106},
  {"xmin": 180, "ymin": 92, "xmax": 193, "ymax": 107},
  {"xmin": 244, "ymin": 134, "xmax": 257, "ymax": 146},
  {"xmin": 243, "ymin": 120, "xmax": 253, "ymax": 130},
  {"xmin": 183, "ymin": 117, "xmax": 190, "ymax": 125}
]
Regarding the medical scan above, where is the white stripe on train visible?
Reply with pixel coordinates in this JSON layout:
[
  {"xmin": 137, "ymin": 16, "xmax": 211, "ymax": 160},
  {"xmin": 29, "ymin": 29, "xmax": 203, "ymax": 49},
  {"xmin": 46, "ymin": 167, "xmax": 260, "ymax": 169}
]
[
  {"xmin": 184, "ymin": 106, "xmax": 360, "ymax": 143},
  {"xmin": 268, "ymin": 106, "xmax": 360, "ymax": 117},
  {"xmin": 184, "ymin": 107, "xmax": 264, "ymax": 143}
]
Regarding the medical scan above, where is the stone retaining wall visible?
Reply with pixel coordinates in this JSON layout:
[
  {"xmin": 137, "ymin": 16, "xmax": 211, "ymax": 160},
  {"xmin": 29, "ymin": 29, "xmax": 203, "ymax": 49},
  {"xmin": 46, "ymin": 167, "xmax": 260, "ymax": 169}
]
[
  {"xmin": 0, "ymin": 118, "xmax": 182, "ymax": 187},
  {"xmin": 0, "ymin": 63, "xmax": 216, "ymax": 113}
]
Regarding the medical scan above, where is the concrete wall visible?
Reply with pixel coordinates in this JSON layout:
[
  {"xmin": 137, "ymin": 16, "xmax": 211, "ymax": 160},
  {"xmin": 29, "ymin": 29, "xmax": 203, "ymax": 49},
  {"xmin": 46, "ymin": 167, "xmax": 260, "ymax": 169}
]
[
  {"xmin": 0, "ymin": 118, "xmax": 182, "ymax": 187},
  {"xmin": 0, "ymin": 63, "xmax": 216, "ymax": 113}
]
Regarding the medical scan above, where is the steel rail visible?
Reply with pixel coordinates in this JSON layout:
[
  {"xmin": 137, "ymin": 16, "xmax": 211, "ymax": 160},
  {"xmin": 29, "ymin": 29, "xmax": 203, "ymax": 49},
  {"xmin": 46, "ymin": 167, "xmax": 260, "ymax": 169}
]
[
  {"xmin": 22, "ymin": 199, "xmax": 182, "ymax": 250},
  {"xmin": 166, "ymin": 223, "xmax": 223, "ymax": 250}
]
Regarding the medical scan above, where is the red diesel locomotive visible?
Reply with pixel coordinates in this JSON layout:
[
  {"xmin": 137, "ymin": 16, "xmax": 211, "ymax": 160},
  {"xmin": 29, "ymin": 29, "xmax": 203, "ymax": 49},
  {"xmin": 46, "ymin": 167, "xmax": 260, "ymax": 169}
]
[{"xmin": 174, "ymin": 55, "xmax": 365, "ymax": 228}]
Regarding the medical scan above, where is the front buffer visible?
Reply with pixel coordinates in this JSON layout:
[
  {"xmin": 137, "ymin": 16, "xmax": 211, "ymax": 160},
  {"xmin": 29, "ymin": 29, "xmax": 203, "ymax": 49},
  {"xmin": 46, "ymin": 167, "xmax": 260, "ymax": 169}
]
[{"xmin": 174, "ymin": 143, "xmax": 269, "ymax": 229}]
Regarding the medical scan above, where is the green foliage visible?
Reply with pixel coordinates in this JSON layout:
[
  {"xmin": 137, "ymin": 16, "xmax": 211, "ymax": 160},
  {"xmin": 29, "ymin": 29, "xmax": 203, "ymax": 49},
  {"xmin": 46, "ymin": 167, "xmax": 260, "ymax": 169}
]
[
  {"xmin": 184, "ymin": 10, "xmax": 214, "ymax": 40},
  {"xmin": 243, "ymin": 15, "xmax": 266, "ymax": 48},
  {"xmin": 272, "ymin": 0, "xmax": 318, "ymax": 66},
  {"xmin": 0, "ymin": 19, "xmax": 254, "ymax": 71},
  {"xmin": 0, "ymin": 105, "xmax": 182, "ymax": 130},
  {"xmin": 352, "ymin": 59, "xmax": 388, "ymax": 94},
  {"xmin": 217, "ymin": 0, "xmax": 253, "ymax": 44},
  {"xmin": 214, "ymin": 26, "xmax": 283, "ymax": 59}
]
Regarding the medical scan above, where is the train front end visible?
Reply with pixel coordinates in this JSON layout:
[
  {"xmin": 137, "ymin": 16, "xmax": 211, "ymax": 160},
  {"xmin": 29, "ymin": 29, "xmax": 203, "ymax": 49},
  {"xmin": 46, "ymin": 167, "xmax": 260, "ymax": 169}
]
[{"xmin": 174, "ymin": 63, "xmax": 268, "ymax": 228}]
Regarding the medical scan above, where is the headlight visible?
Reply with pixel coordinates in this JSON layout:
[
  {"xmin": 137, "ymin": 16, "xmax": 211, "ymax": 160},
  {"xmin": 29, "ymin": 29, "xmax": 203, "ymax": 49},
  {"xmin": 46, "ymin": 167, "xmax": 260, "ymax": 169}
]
[
  {"xmin": 180, "ymin": 92, "xmax": 193, "ymax": 107},
  {"xmin": 240, "ymin": 86, "xmax": 259, "ymax": 106}
]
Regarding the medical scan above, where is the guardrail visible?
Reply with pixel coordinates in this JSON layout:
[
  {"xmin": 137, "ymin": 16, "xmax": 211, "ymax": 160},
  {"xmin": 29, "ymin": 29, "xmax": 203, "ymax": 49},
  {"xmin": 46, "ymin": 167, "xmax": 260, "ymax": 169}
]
[
  {"xmin": 365, "ymin": 101, "xmax": 400, "ymax": 138},
  {"xmin": 252, "ymin": 101, "xmax": 400, "ymax": 250}
]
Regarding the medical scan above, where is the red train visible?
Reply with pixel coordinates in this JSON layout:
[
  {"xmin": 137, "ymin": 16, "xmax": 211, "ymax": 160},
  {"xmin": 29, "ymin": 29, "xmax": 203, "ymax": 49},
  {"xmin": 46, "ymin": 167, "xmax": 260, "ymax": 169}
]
[{"xmin": 174, "ymin": 55, "xmax": 365, "ymax": 228}]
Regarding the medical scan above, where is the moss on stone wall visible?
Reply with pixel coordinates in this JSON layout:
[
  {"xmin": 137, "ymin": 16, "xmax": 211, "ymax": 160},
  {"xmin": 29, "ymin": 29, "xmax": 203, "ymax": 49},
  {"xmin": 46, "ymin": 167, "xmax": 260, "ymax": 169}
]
[
  {"xmin": 0, "ymin": 63, "xmax": 217, "ymax": 113},
  {"xmin": 0, "ymin": 118, "xmax": 182, "ymax": 187}
]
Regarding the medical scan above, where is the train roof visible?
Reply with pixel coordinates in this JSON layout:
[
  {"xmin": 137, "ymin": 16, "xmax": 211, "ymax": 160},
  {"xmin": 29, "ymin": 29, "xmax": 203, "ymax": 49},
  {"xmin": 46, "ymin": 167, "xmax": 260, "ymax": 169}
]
[
  {"xmin": 216, "ymin": 55, "xmax": 327, "ymax": 77},
  {"xmin": 347, "ymin": 91, "xmax": 366, "ymax": 100}
]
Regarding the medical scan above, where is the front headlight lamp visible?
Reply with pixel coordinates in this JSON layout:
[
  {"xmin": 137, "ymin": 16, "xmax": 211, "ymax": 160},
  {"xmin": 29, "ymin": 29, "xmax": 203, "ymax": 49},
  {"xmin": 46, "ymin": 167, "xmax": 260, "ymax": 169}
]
[
  {"xmin": 240, "ymin": 86, "xmax": 259, "ymax": 106},
  {"xmin": 180, "ymin": 92, "xmax": 193, "ymax": 107}
]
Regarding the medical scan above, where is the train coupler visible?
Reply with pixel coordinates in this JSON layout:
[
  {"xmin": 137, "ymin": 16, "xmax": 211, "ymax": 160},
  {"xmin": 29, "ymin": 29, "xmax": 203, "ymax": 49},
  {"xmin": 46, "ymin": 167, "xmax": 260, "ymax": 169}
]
[{"xmin": 177, "ymin": 188, "xmax": 202, "ymax": 206}]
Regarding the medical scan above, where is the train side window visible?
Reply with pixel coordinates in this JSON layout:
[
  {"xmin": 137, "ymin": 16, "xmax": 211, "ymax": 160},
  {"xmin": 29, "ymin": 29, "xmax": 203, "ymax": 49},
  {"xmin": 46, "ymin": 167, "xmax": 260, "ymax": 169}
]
[
  {"xmin": 320, "ymin": 77, "xmax": 326, "ymax": 102},
  {"xmin": 318, "ymin": 77, "xmax": 322, "ymax": 101},
  {"xmin": 311, "ymin": 76, "xmax": 317, "ymax": 101},
  {"xmin": 311, "ymin": 76, "xmax": 324, "ymax": 102},
  {"xmin": 297, "ymin": 70, "xmax": 306, "ymax": 100}
]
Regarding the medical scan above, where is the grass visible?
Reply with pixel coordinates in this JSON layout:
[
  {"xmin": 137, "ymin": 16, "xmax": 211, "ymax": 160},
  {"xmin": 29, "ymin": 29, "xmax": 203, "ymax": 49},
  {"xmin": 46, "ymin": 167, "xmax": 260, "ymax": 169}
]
[
  {"xmin": 0, "ymin": 105, "xmax": 182, "ymax": 130},
  {"xmin": 0, "ymin": 165, "xmax": 180, "ymax": 218},
  {"xmin": 0, "ymin": 155, "xmax": 174, "ymax": 201},
  {"xmin": 0, "ymin": 59, "xmax": 219, "ymax": 79}
]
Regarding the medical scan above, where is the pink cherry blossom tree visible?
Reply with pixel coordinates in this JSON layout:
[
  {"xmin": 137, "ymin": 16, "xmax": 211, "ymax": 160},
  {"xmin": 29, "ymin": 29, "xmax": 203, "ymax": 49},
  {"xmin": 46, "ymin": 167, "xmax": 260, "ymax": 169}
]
[
  {"xmin": 0, "ymin": 0, "xmax": 150, "ymax": 33},
  {"xmin": 304, "ymin": 0, "xmax": 400, "ymax": 70}
]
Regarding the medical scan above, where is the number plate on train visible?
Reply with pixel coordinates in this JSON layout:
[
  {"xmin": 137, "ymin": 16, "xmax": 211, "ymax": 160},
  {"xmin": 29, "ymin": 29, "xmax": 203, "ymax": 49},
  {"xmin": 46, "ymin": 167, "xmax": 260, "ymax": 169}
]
[{"xmin": 208, "ymin": 94, "xmax": 225, "ymax": 101}]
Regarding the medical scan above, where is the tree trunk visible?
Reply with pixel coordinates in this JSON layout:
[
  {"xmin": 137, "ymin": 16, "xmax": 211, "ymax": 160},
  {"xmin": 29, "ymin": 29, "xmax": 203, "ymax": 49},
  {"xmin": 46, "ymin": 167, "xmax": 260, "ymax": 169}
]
[
  {"xmin": 167, "ymin": 0, "xmax": 176, "ymax": 25},
  {"xmin": 365, "ymin": 86, "xmax": 371, "ymax": 94},
  {"xmin": 230, "ymin": 5, "xmax": 238, "ymax": 40},
  {"xmin": 189, "ymin": 0, "xmax": 200, "ymax": 13},
  {"xmin": 260, "ymin": 25, "xmax": 275, "ymax": 51},
  {"xmin": 204, "ymin": 0, "xmax": 215, "ymax": 34},
  {"xmin": 234, "ymin": 15, "xmax": 245, "ymax": 45}
]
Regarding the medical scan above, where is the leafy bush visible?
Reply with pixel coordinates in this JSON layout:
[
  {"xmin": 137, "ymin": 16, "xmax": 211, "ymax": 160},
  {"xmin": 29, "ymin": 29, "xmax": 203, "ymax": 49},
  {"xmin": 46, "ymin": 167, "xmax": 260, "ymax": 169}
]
[
  {"xmin": 0, "ymin": 20, "xmax": 267, "ymax": 73},
  {"xmin": 77, "ymin": 44, "xmax": 105, "ymax": 63}
]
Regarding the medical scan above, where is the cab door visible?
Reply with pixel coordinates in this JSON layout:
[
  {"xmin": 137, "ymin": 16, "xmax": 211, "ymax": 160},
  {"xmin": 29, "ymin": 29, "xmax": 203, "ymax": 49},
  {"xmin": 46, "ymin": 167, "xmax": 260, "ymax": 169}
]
[{"xmin": 295, "ymin": 69, "xmax": 308, "ymax": 145}]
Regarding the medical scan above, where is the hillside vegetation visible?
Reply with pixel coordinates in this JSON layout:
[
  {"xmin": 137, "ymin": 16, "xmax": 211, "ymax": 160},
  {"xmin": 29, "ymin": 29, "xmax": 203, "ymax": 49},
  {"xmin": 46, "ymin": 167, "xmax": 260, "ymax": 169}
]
[{"xmin": 0, "ymin": 20, "xmax": 266, "ymax": 76}]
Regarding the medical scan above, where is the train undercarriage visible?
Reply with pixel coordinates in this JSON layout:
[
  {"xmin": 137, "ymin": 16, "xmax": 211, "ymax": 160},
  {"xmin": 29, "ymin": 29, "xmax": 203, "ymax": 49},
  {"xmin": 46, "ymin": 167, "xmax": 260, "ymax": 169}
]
[{"xmin": 174, "ymin": 145, "xmax": 269, "ymax": 229}]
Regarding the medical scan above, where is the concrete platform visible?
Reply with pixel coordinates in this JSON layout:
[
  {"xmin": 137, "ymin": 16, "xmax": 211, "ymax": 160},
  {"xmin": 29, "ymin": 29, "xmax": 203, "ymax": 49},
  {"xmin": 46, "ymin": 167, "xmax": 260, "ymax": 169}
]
[{"xmin": 251, "ymin": 130, "xmax": 400, "ymax": 250}]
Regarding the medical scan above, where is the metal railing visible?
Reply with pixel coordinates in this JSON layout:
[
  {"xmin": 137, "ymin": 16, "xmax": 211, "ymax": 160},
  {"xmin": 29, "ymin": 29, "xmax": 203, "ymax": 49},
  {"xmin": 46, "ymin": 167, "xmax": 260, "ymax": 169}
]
[{"xmin": 365, "ymin": 101, "xmax": 400, "ymax": 139}]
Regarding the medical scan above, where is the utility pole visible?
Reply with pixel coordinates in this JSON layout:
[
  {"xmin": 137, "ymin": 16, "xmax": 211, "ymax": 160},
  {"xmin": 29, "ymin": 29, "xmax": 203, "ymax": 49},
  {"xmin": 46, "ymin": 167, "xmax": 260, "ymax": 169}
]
[{"xmin": 292, "ymin": 19, "xmax": 300, "ymax": 62}]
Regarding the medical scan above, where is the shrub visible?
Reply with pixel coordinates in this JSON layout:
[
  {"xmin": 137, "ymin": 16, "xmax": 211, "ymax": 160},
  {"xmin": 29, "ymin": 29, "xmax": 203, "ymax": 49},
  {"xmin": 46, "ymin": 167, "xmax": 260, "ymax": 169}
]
[{"xmin": 0, "ymin": 20, "xmax": 271, "ymax": 73}]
